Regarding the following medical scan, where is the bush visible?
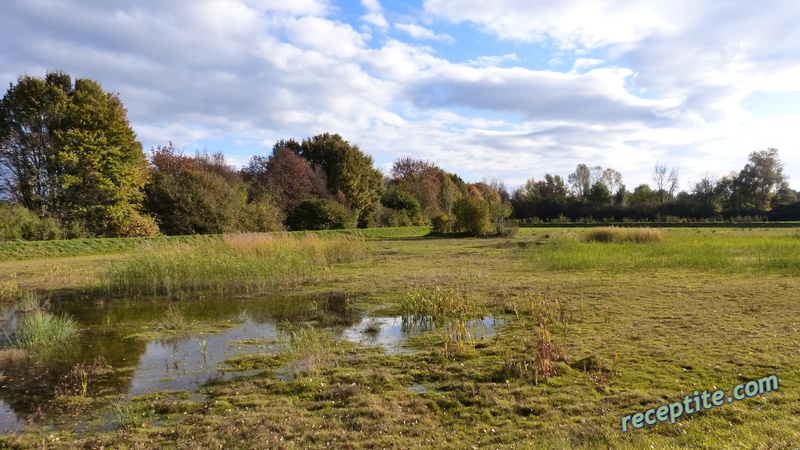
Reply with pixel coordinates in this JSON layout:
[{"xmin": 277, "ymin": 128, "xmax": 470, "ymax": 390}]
[
  {"xmin": 239, "ymin": 198, "xmax": 286, "ymax": 232},
  {"xmin": 0, "ymin": 204, "xmax": 67, "ymax": 241},
  {"xmin": 452, "ymin": 197, "xmax": 492, "ymax": 236},
  {"xmin": 287, "ymin": 198, "xmax": 356, "ymax": 230},
  {"xmin": 431, "ymin": 214, "xmax": 451, "ymax": 233},
  {"xmin": 585, "ymin": 227, "xmax": 664, "ymax": 243}
]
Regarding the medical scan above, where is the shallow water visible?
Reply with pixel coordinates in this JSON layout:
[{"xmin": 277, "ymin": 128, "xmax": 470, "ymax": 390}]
[{"xmin": 0, "ymin": 293, "xmax": 501, "ymax": 433}]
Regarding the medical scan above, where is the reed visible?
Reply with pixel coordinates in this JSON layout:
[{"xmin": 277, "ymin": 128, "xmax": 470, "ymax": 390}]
[
  {"xmin": 585, "ymin": 226, "xmax": 664, "ymax": 243},
  {"xmin": 156, "ymin": 305, "xmax": 196, "ymax": 331},
  {"xmin": 279, "ymin": 323, "xmax": 335, "ymax": 377},
  {"xmin": 14, "ymin": 311, "xmax": 81, "ymax": 348},
  {"xmin": 105, "ymin": 233, "xmax": 367, "ymax": 298}
]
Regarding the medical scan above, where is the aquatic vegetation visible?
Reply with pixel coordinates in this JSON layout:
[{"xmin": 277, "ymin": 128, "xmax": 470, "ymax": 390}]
[
  {"xmin": 0, "ymin": 273, "xmax": 20, "ymax": 302},
  {"xmin": 105, "ymin": 233, "xmax": 368, "ymax": 298},
  {"xmin": 279, "ymin": 323, "xmax": 336, "ymax": 377},
  {"xmin": 156, "ymin": 305, "xmax": 197, "ymax": 331},
  {"xmin": 14, "ymin": 311, "xmax": 80, "ymax": 348},
  {"xmin": 14, "ymin": 290, "xmax": 49, "ymax": 312}
]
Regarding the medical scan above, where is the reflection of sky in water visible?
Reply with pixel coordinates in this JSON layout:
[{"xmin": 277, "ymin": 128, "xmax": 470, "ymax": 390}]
[
  {"xmin": 341, "ymin": 316, "xmax": 501, "ymax": 355},
  {"xmin": 0, "ymin": 294, "xmax": 503, "ymax": 434},
  {"xmin": 0, "ymin": 399, "xmax": 23, "ymax": 434},
  {"xmin": 127, "ymin": 319, "xmax": 279, "ymax": 396}
]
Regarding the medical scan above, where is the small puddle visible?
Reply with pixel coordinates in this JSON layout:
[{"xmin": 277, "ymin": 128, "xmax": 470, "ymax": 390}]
[{"xmin": 342, "ymin": 316, "xmax": 502, "ymax": 355}]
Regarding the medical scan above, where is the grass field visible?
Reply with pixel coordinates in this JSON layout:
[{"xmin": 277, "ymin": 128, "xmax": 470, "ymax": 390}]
[{"xmin": 2, "ymin": 227, "xmax": 800, "ymax": 448}]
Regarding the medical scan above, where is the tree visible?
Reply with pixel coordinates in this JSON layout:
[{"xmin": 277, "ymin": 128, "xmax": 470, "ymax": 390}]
[
  {"xmin": 653, "ymin": 161, "xmax": 679, "ymax": 204},
  {"xmin": 145, "ymin": 144, "xmax": 261, "ymax": 235},
  {"xmin": 243, "ymin": 146, "xmax": 327, "ymax": 214},
  {"xmin": 296, "ymin": 133, "xmax": 383, "ymax": 226},
  {"xmin": 737, "ymin": 148, "xmax": 785, "ymax": 210},
  {"xmin": 389, "ymin": 157, "xmax": 444, "ymax": 218},
  {"xmin": 452, "ymin": 196, "xmax": 492, "ymax": 236},
  {"xmin": 629, "ymin": 184, "xmax": 656, "ymax": 206},
  {"xmin": 287, "ymin": 197, "xmax": 356, "ymax": 230},
  {"xmin": 586, "ymin": 181, "xmax": 612, "ymax": 206},
  {"xmin": 691, "ymin": 173, "xmax": 721, "ymax": 216},
  {"xmin": 0, "ymin": 71, "xmax": 156, "ymax": 236},
  {"xmin": 568, "ymin": 164, "xmax": 599, "ymax": 198},
  {"xmin": 600, "ymin": 168, "xmax": 623, "ymax": 194}
]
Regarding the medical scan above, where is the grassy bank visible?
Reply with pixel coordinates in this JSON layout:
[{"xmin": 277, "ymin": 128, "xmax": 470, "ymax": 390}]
[{"xmin": 0, "ymin": 227, "xmax": 428, "ymax": 262}]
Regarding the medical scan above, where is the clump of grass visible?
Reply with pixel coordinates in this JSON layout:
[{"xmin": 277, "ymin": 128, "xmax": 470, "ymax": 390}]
[
  {"xmin": 14, "ymin": 290, "xmax": 49, "ymax": 312},
  {"xmin": 443, "ymin": 319, "xmax": 474, "ymax": 358},
  {"xmin": 402, "ymin": 286, "xmax": 483, "ymax": 324},
  {"xmin": 585, "ymin": 227, "xmax": 664, "ymax": 243},
  {"xmin": 55, "ymin": 356, "xmax": 110, "ymax": 397},
  {"xmin": 279, "ymin": 323, "xmax": 336, "ymax": 377},
  {"xmin": 111, "ymin": 400, "xmax": 149, "ymax": 430},
  {"xmin": 106, "ymin": 234, "xmax": 367, "ymax": 298},
  {"xmin": 14, "ymin": 311, "xmax": 81, "ymax": 348},
  {"xmin": 156, "ymin": 305, "xmax": 197, "ymax": 331},
  {"xmin": 362, "ymin": 318, "xmax": 382, "ymax": 335},
  {"xmin": 0, "ymin": 273, "xmax": 20, "ymax": 302}
]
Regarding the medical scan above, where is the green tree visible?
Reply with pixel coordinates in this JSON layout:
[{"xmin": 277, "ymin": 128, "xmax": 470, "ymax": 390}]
[
  {"xmin": 629, "ymin": 184, "xmax": 656, "ymax": 206},
  {"xmin": 587, "ymin": 181, "xmax": 612, "ymax": 206},
  {"xmin": 737, "ymin": 148, "xmax": 785, "ymax": 210},
  {"xmin": 0, "ymin": 71, "xmax": 155, "ymax": 236},
  {"xmin": 296, "ymin": 133, "xmax": 383, "ymax": 226},
  {"xmin": 452, "ymin": 196, "xmax": 492, "ymax": 236}
]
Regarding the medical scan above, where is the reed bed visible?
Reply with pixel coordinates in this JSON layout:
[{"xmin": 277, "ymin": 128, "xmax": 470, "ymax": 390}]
[
  {"xmin": 585, "ymin": 226, "xmax": 664, "ymax": 243},
  {"xmin": 105, "ymin": 233, "xmax": 367, "ymax": 298}
]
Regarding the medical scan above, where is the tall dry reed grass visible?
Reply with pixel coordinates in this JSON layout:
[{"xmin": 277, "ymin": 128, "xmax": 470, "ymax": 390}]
[{"xmin": 105, "ymin": 233, "xmax": 367, "ymax": 298}]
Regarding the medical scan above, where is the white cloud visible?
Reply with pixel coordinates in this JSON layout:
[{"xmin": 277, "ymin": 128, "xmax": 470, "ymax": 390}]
[
  {"xmin": 360, "ymin": 0, "xmax": 388, "ymax": 29},
  {"xmin": 569, "ymin": 58, "xmax": 604, "ymax": 74},
  {"xmin": 2, "ymin": 0, "xmax": 799, "ymax": 191},
  {"xmin": 394, "ymin": 23, "xmax": 453, "ymax": 42},
  {"xmin": 466, "ymin": 54, "xmax": 518, "ymax": 68},
  {"xmin": 423, "ymin": 0, "xmax": 681, "ymax": 49}
]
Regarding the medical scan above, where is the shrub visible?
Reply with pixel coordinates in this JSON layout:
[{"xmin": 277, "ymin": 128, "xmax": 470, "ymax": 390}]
[
  {"xmin": 287, "ymin": 198, "xmax": 356, "ymax": 230},
  {"xmin": 0, "ymin": 204, "xmax": 66, "ymax": 241},
  {"xmin": 452, "ymin": 197, "xmax": 492, "ymax": 236},
  {"xmin": 585, "ymin": 227, "xmax": 664, "ymax": 243},
  {"xmin": 430, "ymin": 214, "xmax": 451, "ymax": 233}
]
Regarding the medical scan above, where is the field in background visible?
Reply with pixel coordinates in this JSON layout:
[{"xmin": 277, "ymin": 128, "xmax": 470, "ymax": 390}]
[{"xmin": 2, "ymin": 226, "xmax": 800, "ymax": 448}]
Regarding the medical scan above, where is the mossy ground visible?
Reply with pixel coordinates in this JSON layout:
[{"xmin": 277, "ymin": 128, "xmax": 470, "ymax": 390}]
[{"xmin": 2, "ymin": 227, "xmax": 800, "ymax": 448}]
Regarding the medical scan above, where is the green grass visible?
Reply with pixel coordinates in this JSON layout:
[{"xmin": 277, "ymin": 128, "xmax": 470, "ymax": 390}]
[
  {"xmin": 527, "ymin": 228, "xmax": 800, "ymax": 274},
  {"xmin": 0, "ymin": 235, "xmax": 213, "ymax": 262},
  {"xmin": 0, "ymin": 227, "xmax": 428, "ymax": 262},
  {"xmin": 4, "ymin": 227, "xmax": 800, "ymax": 448},
  {"xmin": 279, "ymin": 323, "xmax": 337, "ymax": 377},
  {"xmin": 13, "ymin": 311, "xmax": 81, "ymax": 348},
  {"xmin": 105, "ymin": 233, "xmax": 369, "ymax": 298}
]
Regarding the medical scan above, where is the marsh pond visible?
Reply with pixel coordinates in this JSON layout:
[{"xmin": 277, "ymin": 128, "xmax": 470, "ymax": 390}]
[{"xmin": 0, "ymin": 291, "xmax": 500, "ymax": 433}]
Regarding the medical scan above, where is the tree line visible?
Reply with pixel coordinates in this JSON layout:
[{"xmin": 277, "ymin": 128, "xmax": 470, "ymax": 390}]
[{"xmin": 1, "ymin": 71, "xmax": 798, "ymax": 240}]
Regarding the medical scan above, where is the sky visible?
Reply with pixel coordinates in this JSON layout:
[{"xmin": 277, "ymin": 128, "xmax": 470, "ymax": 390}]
[{"xmin": 2, "ymin": 0, "xmax": 800, "ymax": 191}]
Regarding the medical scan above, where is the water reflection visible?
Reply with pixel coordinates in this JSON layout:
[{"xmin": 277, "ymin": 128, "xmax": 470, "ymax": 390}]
[{"xmin": 0, "ymin": 293, "xmax": 502, "ymax": 433}]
